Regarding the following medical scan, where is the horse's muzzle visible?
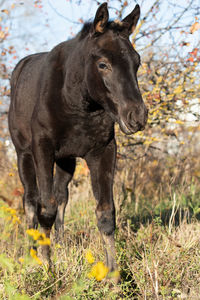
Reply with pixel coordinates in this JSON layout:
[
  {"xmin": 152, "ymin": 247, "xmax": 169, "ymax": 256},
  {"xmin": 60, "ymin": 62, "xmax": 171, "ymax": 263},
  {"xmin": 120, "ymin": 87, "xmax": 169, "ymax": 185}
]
[{"xmin": 119, "ymin": 106, "xmax": 148, "ymax": 135}]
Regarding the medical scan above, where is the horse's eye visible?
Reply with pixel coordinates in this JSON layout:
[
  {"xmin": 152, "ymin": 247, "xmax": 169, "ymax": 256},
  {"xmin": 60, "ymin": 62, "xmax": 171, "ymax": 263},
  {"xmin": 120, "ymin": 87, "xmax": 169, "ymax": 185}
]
[{"xmin": 98, "ymin": 62, "xmax": 108, "ymax": 70}]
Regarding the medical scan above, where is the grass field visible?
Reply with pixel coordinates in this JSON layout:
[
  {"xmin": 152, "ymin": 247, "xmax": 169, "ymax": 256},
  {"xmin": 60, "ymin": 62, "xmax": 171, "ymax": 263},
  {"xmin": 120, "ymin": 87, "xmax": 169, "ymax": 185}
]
[{"xmin": 0, "ymin": 137, "xmax": 200, "ymax": 299}]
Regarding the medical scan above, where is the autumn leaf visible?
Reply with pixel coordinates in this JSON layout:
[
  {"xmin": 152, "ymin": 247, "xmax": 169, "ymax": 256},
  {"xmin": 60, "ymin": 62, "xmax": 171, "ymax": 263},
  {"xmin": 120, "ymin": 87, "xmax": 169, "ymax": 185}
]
[
  {"xmin": 174, "ymin": 86, "xmax": 183, "ymax": 94},
  {"xmin": 190, "ymin": 22, "xmax": 200, "ymax": 34},
  {"xmin": 12, "ymin": 187, "xmax": 23, "ymax": 197},
  {"xmin": 156, "ymin": 76, "xmax": 163, "ymax": 84},
  {"xmin": 181, "ymin": 42, "xmax": 190, "ymax": 47},
  {"xmin": 187, "ymin": 57, "xmax": 194, "ymax": 62},
  {"xmin": 175, "ymin": 120, "xmax": 184, "ymax": 125},
  {"xmin": 1, "ymin": 9, "xmax": 9, "ymax": 14},
  {"xmin": 0, "ymin": 31, "xmax": 5, "ymax": 39},
  {"xmin": 189, "ymin": 48, "xmax": 198, "ymax": 57}
]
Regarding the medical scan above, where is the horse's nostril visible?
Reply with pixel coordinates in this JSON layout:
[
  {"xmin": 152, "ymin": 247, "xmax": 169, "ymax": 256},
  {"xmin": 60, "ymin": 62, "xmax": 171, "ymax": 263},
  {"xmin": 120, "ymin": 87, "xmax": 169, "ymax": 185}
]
[
  {"xmin": 127, "ymin": 111, "xmax": 134, "ymax": 124},
  {"xmin": 137, "ymin": 122, "xmax": 145, "ymax": 131},
  {"xmin": 127, "ymin": 108, "xmax": 147, "ymax": 131}
]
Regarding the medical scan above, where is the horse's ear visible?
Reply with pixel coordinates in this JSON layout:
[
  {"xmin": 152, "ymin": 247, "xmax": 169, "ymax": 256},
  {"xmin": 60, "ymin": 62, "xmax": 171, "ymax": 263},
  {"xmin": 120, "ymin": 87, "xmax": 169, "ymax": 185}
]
[
  {"xmin": 122, "ymin": 4, "xmax": 140, "ymax": 35},
  {"xmin": 93, "ymin": 2, "xmax": 109, "ymax": 34}
]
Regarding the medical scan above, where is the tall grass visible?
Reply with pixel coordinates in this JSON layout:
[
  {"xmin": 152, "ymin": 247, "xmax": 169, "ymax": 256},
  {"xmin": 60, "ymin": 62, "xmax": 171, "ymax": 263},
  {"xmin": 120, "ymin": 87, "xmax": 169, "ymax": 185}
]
[{"xmin": 0, "ymin": 126, "xmax": 200, "ymax": 299}]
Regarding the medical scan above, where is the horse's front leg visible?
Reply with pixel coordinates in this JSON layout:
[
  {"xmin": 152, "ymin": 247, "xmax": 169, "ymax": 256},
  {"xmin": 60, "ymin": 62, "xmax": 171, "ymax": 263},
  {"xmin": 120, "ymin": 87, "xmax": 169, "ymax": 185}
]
[
  {"xmin": 32, "ymin": 135, "xmax": 57, "ymax": 264},
  {"xmin": 86, "ymin": 139, "xmax": 119, "ymax": 280}
]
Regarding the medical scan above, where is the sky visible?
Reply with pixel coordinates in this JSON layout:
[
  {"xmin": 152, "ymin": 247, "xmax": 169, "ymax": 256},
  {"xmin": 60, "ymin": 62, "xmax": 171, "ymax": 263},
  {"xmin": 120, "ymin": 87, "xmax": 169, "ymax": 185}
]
[
  {"xmin": 2, "ymin": 0, "xmax": 199, "ymax": 64},
  {"xmin": 8, "ymin": 0, "xmax": 146, "ymax": 54}
]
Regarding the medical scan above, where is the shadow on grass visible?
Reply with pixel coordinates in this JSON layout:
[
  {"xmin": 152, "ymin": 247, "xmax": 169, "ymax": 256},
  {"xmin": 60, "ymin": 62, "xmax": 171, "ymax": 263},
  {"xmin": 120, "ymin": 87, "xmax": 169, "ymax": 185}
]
[
  {"xmin": 128, "ymin": 206, "xmax": 200, "ymax": 232},
  {"xmin": 119, "ymin": 265, "xmax": 140, "ymax": 299}
]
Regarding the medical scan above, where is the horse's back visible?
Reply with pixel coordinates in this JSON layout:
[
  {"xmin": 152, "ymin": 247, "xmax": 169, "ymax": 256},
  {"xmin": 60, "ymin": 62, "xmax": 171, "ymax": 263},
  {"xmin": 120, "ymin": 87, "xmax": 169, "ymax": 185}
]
[
  {"xmin": 8, "ymin": 38, "xmax": 78, "ymax": 151},
  {"xmin": 9, "ymin": 52, "xmax": 48, "ymax": 150}
]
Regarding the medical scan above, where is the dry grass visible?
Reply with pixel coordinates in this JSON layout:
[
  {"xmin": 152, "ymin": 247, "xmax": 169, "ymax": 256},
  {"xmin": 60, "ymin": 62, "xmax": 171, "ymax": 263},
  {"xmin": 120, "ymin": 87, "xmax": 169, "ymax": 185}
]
[
  {"xmin": 0, "ymin": 127, "xmax": 200, "ymax": 299},
  {"xmin": 0, "ymin": 175, "xmax": 200, "ymax": 299},
  {"xmin": 0, "ymin": 193, "xmax": 200, "ymax": 299}
]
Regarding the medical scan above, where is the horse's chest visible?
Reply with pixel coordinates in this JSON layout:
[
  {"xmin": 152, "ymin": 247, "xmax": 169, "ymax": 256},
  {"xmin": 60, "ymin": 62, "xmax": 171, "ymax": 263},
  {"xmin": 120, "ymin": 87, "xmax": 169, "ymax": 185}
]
[{"xmin": 55, "ymin": 117, "xmax": 113, "ymax": 159}]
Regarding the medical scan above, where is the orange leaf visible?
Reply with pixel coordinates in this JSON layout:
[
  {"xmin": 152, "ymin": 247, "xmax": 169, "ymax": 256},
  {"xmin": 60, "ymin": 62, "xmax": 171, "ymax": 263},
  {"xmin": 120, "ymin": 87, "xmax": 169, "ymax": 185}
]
[
  {"xmin": 12, "ymin": 187, "xmax": 23, "ymax": 196},
  {"xmin": 1, "ymin": 9, "xmax": 9, "ymax": 14},
  {"xmin": 190, "ymin": 22, "xmax": 200, "ymax": 34},
  {"xmin": 190, "ymin": 48, "xmax": 198, "ymax": 57},
  {"xmin": 0, "ymin": 31, "xmax": 5, "ymax": 39},
  {"xmin": 187, "ymin": 57, "xmax": 194, "ymax": 62}
]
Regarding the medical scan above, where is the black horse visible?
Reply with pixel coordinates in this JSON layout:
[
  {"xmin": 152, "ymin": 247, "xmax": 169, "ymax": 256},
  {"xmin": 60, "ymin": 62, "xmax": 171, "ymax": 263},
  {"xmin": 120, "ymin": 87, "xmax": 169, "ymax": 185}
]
[{"xmin": 8, "ymin": 3, "xmax": 148, "ymax": 276}]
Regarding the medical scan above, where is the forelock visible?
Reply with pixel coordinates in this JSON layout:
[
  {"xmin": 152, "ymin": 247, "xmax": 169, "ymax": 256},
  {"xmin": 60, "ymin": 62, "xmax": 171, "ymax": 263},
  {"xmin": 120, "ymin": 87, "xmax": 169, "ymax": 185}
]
[{"xmin": 79, "ymin": 20, "xmax": 129, "ymax": 40}]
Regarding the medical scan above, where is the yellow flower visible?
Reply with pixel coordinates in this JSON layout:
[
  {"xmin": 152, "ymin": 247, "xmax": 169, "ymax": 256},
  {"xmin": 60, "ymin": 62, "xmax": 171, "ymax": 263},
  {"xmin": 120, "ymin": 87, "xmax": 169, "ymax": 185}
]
[
  {"xmin": 30, "ymin": 248, "xmax": 42, "ymax": 265},
  {"xmin": 27, "ymin": 229, "xmax": 51, "ymax": 245},
  {"xmin": 38, "ymin": 237, "xmax": 51, "ymax": 246},
  {"xmin": 18, "ymin": 257, "xmax": 24, "ymax": 264},
  {"xmin": 27, "ymin": 228, "xmax": 39, "ymax": 239},
  {"xmin": 26, "ymin": 229, "xmax": 42, "ymax": 240},
  {"xmin": 12, "ymin": 215, "xmax": 21, "ymax": 224},
  {"xmin": 88, "ymin": 261, "xmax": 109, "ymax": 281},
  {"xmin": 1, "ymin": 206, "xmax": 22, "ymax": 224},
  {"xmin": 30, "ymin": 248, "xmax": 37, "ymax": 257},
  {"xmin": 4, "ymin": 207, "xmax": 16, "ymax": 215},
  {"xmin": 175, "ymin": 120, "xmax": 184, "ymax": 125},
  {"xmin": 55, "ymin": 243, "xmax": 61, "ymax": 249},
  {"xmin": 85, "ymin": 250, "xmax": 95, "ymax": 264}
]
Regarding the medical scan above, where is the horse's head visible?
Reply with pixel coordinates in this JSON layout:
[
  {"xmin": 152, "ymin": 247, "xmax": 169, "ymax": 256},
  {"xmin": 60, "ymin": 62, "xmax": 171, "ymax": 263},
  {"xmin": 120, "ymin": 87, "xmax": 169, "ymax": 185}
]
[{"xmin": 85, "ymin": 3, "xmax": 148, "ymax": 134}]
